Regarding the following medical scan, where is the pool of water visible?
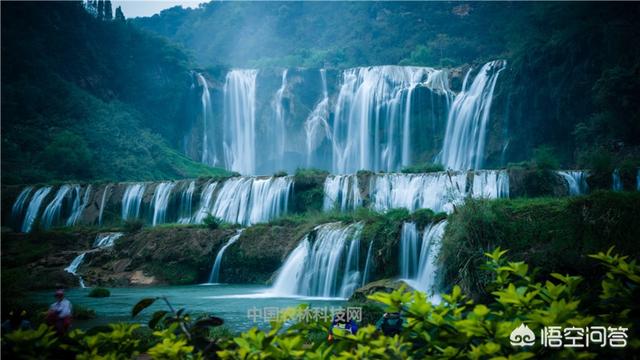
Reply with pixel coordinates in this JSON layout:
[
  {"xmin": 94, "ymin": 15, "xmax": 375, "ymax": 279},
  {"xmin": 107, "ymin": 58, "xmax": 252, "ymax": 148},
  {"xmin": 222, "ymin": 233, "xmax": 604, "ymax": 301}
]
[{"xmin": 32, "ymin": 284, "xmax": 346, "ymax": 331}]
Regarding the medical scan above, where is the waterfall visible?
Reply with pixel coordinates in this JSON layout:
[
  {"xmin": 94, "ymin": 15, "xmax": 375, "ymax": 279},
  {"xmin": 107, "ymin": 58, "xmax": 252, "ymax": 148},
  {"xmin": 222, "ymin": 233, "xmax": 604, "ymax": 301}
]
[
  {"xmin": 414, "ymin": 221, "xmax": 447, "ymax": 294},
  {"xmin": 557, "ymin": 171, "xmax": 588, "ymax": 195},
  {"xmin": 98, "ymin": 185, "xmax": 112, "ymax": 225},
  {"xmin": 64, "ymin": 253, "xmax": 86, "ymax": 288},
  {"xmin": 21, "ymin": 187, "xmax": 52, "ymax": 233},
  {"xmin": 67, "ymin": 185, "xmax": 92, "ymax": 226},
  {"xmin": 151, "ymin": 182, "xmax": 176, "ymax": 225},
  {"xmin": 371, "ymin": 172, "xmax": 467, "ymax": 214},
  {"xmin": 339, "ymin": 228, "xmax": 363, "ymax": 297},
  {"xmin": 441, "ymin": 60, "xmax": 507, "ymax": 170},
  {"xmin": 361, "ymin": 241, "xmax": 374, "ymax": 286},
  {"xmin": 209, "ymin": 177, "xmax": 292, "ymax": 226},
  {"xmin": 332, "ymin": 66, "xmax": 451, "ymax": 173},
  {"xmin": 612, "ymin": 169, "xmax": 623, "ymax": 191},
  {"xmin": 271, "ymin": 222, "xmax": 364, "ymax": 298},
  {"xmin": 93, "ymin": 232, "xmax": 124, "ymax": 248},
  {"xmin": 197, "ymin": 73, "xmax": 219, "ymax": 167},
  {"xmin": 305, "ymin": 69, "xmax": 332, "ymax": 167},
  {"xmin": 322, "ymin": 175, "xmax": 362, "ymax": 212},
  {"xmin": 271, "ymin": 70, "xmax": 288, "ymax": 171},
  {"xmin": 637, "ymin": 169, "xmax": 640, "ymax": 191},
  {"xmin": 41, "ymin": 185, "xmax": 74, "ymax": 229},
  {"xmin": 178, "ymin": 181, "xmax": 196, "ymax": 224},
  {"xmin": 208, "ymin": 229, "xmax": 244, "ymax": 283},
  {"xmin": 472, "ymin": 170, "xmax": 509, "ymax": 198},
  {"xmin": 192, "ymin": 181, "xmax": 218, "ymax": 223},
  {"xmin": 122, "ymin": 183, "xmax": 146, "ymax": 220},
  {"xmin": 223, "ymin": 69, "xmax": 258, "ymax": 174},
  {"xmin": 11, "ymin": 186, "xmax": 33, "ymax": 226},
  {"xmin": 400, "ymin": 222, "xmax": 420, "ymax": 279}
]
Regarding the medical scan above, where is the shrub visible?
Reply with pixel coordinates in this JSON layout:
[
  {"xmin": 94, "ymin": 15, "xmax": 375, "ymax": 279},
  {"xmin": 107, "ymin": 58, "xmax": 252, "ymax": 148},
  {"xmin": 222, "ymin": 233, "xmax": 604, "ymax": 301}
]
[
  {"xmin": 532, "ymin": 145, "xmax": 560, "ymax": 170},
  {"xmin": 123, "ymin": 219, "xmax": 144, "ymax": 233},
  {"xmin": 273, "ymin": 170, "xmax": 288, "ymax": 177},
  {"xmin": 88, "ymin": 287, "xmax": 110, "ymax": 298},
  {"xmin": 400, "ymin": 162, "xmax": 444, "ymax": 174},
  {"xmin": 203, "ymin": 215, "xmax": 223, "ymax": 230},
  {"xmin": 73, "ymin": 304, "xmax": 97, "ymax": 319}
]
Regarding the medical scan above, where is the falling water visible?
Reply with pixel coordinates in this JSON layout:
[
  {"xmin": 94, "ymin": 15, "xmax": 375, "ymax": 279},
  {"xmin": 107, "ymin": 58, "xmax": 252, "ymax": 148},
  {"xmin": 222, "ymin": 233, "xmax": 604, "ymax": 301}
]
[
  {"xmin": 223, "ymin": 69, "xmax": 258, "ymax": 174},
  {"xmin": 64, "ymin": 253, "xmax": 86, "ymax": 288},
  {"xmin": 399, "ymin": 222, "xmax": 420, "ymax": 279},
  {"xmin": 208, "ymin": 229, "xmax": 244, "ymax": 283},
  {"xmin": 322, "ymin": 175, "xmax": 362, "ymax": 212},
  {"xmin": 178, "ymin": 181, "xmax": 196, "ymax": 224},
  {"xmin": 192, "ymin": 182, "xmax": 218, "ymax": 223},
  {"xmin": 271, "ymin": 70, "xmax": 288, "ymax": 171},
  {"xmin": 637, "ymin": 169, "xmax": 640, "ymax": 191},
  {"xmin": 332, "ymin": 66, "xmax": 452, "ymax": 174},
  {"xmin": 414, "ymin": 221, "xmax": 447, "ymax": 294},
  {"xmin": 339, "ymin": 226, "xmax": 363, "ymax": 297},
  {"xmin": 209, "ymin": 177, "xmax": 292, "ymax": 226},
  {"xmin": 361, "ymin": 241, "xmax": 374, "ymax": 286},
  {"xmin": 122, "ymin": 183, "xmax": 146, "ymax": 220},
  {"xmin": 371, "ymin": 172, "xmax": 467, "ymax": 214},
  {"xmin": 41, "ymin": 185, "xmax": 74, "ymax": 229},
  {"xmin": 197, "ymin": 73, "xmax": 219, "ymax": 167},
  {"xmin": 305, "ymin": 69, "xmax": 332, "ymax": 167},
  {"xmin": 472, "ymin": 170, "xmax": 509, "ymax": 198},
  {"xmin": 93, "ymin": 232, "xmax": 124, "ymax": 248},
  {"xmin": 98, "ymin": 184, "xmax": 112, "ymax": 225},
  {"xmin": 21, "ymin": 187, "xmax": 52, "ymax": 233},
  {"xmin": 612, "ymin": 169, "xmax": 623, "ymax": 191},
  {"xmin": 11, "ymin": 186, "xmax": 33, "ymax": 226},
  {"xmin": 271, "ymin": 222, "xmax": 364, "ymax": 298},
  {"xmin": 151, "ymin": 182, "xmax": 176, "ymax": 225},
  {"xmin": 441, "ymin": 60, "xmax": 507, "ymax": 170},
  {"xmin": 67, "ymin": 185, "xmax": 92, "ymax": 226},
  {"xmin": 557, "ymin": 171, "xmax": 588, "ymax": 195}
]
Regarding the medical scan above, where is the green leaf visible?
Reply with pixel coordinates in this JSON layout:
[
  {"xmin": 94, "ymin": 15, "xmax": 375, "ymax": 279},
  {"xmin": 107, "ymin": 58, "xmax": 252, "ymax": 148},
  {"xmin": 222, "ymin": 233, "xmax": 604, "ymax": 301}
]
[
  {"xmin": 149, "ymin": 310, "xmax": 168, "ymax": 329},
  {"xmin": 132, "ymin": 298, "xmax": 156, "ymax": 317}
]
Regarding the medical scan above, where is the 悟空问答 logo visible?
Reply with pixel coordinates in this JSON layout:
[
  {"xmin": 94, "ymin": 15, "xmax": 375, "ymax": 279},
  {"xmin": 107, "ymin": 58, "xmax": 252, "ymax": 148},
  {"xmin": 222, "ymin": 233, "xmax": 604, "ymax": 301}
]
[{"xmin": 510, "ymin": 323, "xmax": 536, "ymax": 347}]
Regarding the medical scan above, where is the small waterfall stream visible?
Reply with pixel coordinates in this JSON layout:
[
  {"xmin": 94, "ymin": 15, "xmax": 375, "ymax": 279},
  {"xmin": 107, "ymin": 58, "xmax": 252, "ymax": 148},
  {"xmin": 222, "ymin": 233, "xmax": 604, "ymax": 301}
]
[
  {"xmin": 21, "ymin": 187, "xmax": 52, "ymax": 233},
  {"xmin": 151, "ymin": 182, "xmax": 176, "ymax": 226},
  {"xmin": 557, "ymin": 171, "xmax": 588, "ymax": 195},
  {"xmin": 400, "ymin": 221, "xmax": 447, "ymax": 295},
  {"xmin": 322, "ymin": 175, "xmax": 362, "ymax": 212},
  {"xmin": 122, "ymin": 183, "xmax": 146, "ymax": 220},
  {"xmin": 98, "ymin": 184, "xmax": 112, "ymax": 225},
  {"xmin": 64, "ymin": 253, "xmax": 87, "ymax": 288},
  {"xmin": 208, "ymin": 229, "xmax": 244, "ymax": 284}
]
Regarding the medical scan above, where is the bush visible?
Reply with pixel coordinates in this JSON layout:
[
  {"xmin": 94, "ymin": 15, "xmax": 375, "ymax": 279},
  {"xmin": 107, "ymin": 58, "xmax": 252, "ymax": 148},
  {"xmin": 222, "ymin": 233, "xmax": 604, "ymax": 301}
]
[
  {"xmin": 532, "ymin": 145, "xmax": 560, "ymax": 170},
  {"xmin": 73, "ymin": 304, "xmax": 97, "ymax": 319},
  {"xmin": 123, "ymin": 219, "xmax": 144, "ymax": 233},
  {"xmin": 400, "ymin": 162, "xmax": 444, "ymax": 174},
  {"xmin": 273, "ymin": 170, "xmax": 288, "ymax": 177},
  {"xmin": 203, "ymin": 215, "xmax": 223, "ymax": 230},
  {"xmin": 88, "ymin": 287, "xmax": 110, "ymax": 298}
]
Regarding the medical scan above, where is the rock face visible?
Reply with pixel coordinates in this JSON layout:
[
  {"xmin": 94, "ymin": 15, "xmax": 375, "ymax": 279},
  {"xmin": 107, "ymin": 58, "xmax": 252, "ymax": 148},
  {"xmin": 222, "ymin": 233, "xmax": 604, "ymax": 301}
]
[{"xmin": 349, "ymin": 278, "xmax": 412, "ymax": 303}]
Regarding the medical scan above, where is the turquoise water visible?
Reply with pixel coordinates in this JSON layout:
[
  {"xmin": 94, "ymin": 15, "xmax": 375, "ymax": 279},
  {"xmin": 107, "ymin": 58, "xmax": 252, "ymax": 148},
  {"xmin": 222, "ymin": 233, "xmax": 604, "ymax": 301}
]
[{"xmin": 32, "ymin": 284, "xmax": 346, "ymax": 331}]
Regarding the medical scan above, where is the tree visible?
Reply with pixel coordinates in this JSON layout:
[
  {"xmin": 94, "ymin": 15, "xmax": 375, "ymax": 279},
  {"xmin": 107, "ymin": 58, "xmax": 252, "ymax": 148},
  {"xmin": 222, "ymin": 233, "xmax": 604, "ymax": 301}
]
[
  {"xmin": 104, "ymin": 0, "xmax": 113, "ymax": 20},
  {"xmin": 115, "ymin": 6, "xmax": 125, "ymax": 21}
]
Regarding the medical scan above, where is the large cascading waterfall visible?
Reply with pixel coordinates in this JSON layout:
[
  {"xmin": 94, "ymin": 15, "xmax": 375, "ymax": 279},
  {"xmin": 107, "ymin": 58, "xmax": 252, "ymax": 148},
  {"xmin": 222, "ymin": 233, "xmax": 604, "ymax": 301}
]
[
  {"xmin": 472, "ymin": 170, "xmax": 509, "ymax": 198},
  {"xmin": 209, "ymin": 176, "xmax": 293, "ymax": 226},
  {"xmin": 122, "ymin": 183, "xmax": 146, "ymax": 220},
  {"xmin": 192, "ymin": 181, "xmax": 218, "ymax": 223},
  {"xmin": 151, "ymin": 182, "xmax": 176, "ymax": 226},
  {"xmin": 440, "ymin": 60, "xmax": 507, "ymax": 170},
  {"xmin": 178, "ymin": 181, "xmax": 196, "ymax": 224},
  {"xmin": 557, "ymin": 171, "xmax": 589, "ymax": 195},
  {"xmin": 271, "ymin": 222, "xmax": 364, "ymax": 298},
  {"xmin": 41, "ymin": 185, "xmax": 74, "ymax": 229},
  {"xmin": 305, "ymin": 69, "xmax": 331, "ymax": 167},
  {"xmin": 371, "ymin": 172, "xmax": 467, "ymax": 214},
  {"xmin": 21, "ymin": 186, "xmax": 52, "ymax": 233},
  {"xmin": 208, "ymin": 229, "xmax": 244, "ymax": 283},
  {"xmin": 67, "ymin": 185, "xmax": 92, "ymax": 226},
  {"xmin": 322, "ymin": 175, "xmax": 362, "ymax": 212},
  {"xmin": 223, "ymin": 69, "xmax": 258, "ymax": 174},
  {"xmin": 332, "ymin": 66, "xmax": 452, "ymax": 174}
]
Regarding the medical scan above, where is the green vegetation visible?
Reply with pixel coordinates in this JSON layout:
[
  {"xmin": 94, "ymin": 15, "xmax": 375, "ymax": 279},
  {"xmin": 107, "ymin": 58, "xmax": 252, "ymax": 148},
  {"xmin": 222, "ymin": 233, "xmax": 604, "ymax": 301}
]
[
  {"xmin": 3, "ymin": 248, "xmax": 637, "ymax": 358},
  {"xmin": 88, "ymin": 287, "xmax": 111, "ymax": 298},
  {"xmin": 202, "ymin": 215, "xmax": 224, "ymax": 230},
  {"xmin": 400, "ymin": 162, "xmax": 444, "ymax": 174},
  {"xmin": 440, "ymin": 192, "xmax": 640, "ymax": 300}
]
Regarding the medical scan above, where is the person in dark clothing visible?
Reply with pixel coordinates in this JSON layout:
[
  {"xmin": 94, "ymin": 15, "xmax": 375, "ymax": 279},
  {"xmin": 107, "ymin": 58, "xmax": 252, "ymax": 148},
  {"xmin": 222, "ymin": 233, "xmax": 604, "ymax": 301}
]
[
  {"xmin": 328, "ymin": 313, "xmax": 358, "ymax": 342},
  {"xmin": 376, "ymin": 312, "xmax": 403, "ymax": 336},
  {"xmin": 1, "ymin": 310, "xmax": 32, "ymax": 333}
]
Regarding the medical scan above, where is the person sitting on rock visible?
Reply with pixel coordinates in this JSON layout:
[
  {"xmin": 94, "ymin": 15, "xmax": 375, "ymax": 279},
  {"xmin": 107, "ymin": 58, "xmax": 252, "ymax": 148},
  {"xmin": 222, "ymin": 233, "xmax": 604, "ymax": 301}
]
[
  {"xmin": 376, "ymin": 312, "xmax": 403, "ymax": 336},
  {"xmin": 46, "ymin": 289, "xmax": 72, "ymax": 336}
]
